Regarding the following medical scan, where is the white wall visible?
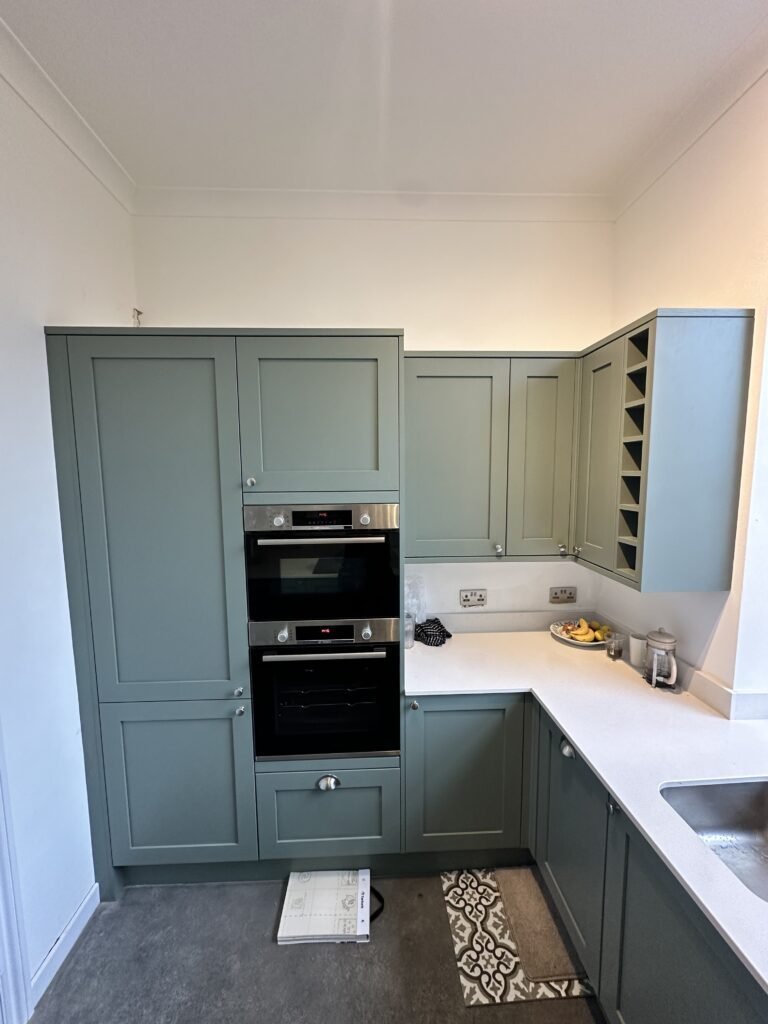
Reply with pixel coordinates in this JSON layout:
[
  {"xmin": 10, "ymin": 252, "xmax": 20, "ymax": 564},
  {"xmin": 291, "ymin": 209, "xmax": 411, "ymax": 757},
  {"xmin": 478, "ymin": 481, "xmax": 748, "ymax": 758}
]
[
  {"xmin": 134, "ymin": 209, "xmax": 614, "ymax": 350},
  {"xmin": 608, "ymin": 70, "xmax": 768, "ymax": 691},
  {"xmin": 0, "ymin": 72, "xmax": 135, "ymax": 987}
]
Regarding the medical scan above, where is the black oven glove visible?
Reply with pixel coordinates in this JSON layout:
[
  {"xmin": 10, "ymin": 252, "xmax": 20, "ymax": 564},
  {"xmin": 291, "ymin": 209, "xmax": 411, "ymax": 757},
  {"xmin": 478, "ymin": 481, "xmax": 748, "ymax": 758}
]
[{"xmin": 415, "ymin": 618, "xmax": 453, "ymax": 647}]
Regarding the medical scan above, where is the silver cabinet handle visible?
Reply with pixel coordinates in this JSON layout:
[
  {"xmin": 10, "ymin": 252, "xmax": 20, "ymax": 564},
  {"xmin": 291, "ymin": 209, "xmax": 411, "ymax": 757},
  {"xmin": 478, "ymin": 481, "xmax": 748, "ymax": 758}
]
[
  {"xmin": 410, "ymin": 701, "xmax": 420, "ymax": 710},
  {"xmin": 494, "ymin": 544, "xmax": 503, "ymax": 555},
  {"xmin": 607, "ymin": 798, "xmax": 619, "ymax": 816},
  {"xmin": 262, "ymin": 651, "xmax": 386, "ymax": 663},
  {"xmin": 235, "ymin": 706, "xmax": 246, "ymax": 716},
  {"xmin": 245, "ymin": 477, "xmax": 257, "ymax": 487},
  {"xmin": 256, "ymin": 536, "xmax": 386, "ymax": 546},
  {"xmin": 233, "ymin": 687, "xmax": 244, "ymax": 697},
  {"xmin": 558, "ymin": 543, "xmax": 567, "ymax": 556},
  {"xmin": 560, "ymin": 739, "xmax": 575, "ymax": 759},
  {"xmin": 317, "ymin": 775, "xmax": 341, "ymax": 792},
  {"xmin": 573, "ymin": 545, "xmax": 582, "ymax": 557}
]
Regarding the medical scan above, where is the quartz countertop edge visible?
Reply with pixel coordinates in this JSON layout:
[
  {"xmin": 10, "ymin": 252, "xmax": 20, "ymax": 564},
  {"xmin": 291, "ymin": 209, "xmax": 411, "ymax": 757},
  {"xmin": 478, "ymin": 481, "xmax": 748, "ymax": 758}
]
[{"xmin": 405, "ymin": 631, "xmax": 768, "ymax": 995}]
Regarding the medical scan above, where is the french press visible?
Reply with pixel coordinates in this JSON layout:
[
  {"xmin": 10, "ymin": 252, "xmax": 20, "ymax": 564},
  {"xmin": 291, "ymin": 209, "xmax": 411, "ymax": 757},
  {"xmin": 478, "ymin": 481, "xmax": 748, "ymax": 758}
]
[{"xmin": 643, "ymin": 627, "xmax": 678, "ymax": 689}]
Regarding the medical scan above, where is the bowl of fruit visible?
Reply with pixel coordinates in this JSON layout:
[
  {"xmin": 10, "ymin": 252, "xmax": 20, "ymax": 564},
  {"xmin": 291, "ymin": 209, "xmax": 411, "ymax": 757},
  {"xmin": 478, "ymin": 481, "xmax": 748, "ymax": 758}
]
[{"xmin": 550, "ymin": 618, "xmax": 612, "ymax": 648}]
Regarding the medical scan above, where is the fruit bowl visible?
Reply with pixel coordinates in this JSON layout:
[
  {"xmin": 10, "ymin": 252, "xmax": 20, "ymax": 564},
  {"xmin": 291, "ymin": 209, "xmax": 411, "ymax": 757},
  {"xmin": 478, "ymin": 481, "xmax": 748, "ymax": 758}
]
[{"xmin": 550, "ymin": 618, "xmax": 611, "ymax": 648}]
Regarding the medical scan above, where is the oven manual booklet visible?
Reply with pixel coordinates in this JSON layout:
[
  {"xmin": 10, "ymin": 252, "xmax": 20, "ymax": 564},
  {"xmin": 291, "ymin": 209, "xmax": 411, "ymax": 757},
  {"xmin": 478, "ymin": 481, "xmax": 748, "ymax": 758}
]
[{"xmin": 277, "ymin": 869, "xmax": 370, "ymax": 944}]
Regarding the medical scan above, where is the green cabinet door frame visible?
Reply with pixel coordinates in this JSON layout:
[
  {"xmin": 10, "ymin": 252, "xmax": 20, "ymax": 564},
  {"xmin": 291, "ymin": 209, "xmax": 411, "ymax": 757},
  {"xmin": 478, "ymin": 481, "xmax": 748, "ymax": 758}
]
[
  {"xmin": 100, "ymin": 700, "xmax": 258, "ymax": 866},
  {"xmin": 600, "ymin": 809, "xmax": 768, "ymax": 1024},
  {"xmin": 405, "ymin": 693, "xmax": 525, "ymax": 852},
  {"xmin": 68, "ymin": 336, "xmax": 249, "ymax": 702},
  {"xmin": 536, "ymin": 712, "xmax": 608, "ymax": 985},
  {"xmin": 404, "ymin": 358, "xmax": 510, "ymax": 557},
  {"xmin": 507, "ymin": 358, "xmax": 576, "ymax": 556},
  {"xmin": 237, "ymin": 336, "xmax": 400, "ymax": 492}
]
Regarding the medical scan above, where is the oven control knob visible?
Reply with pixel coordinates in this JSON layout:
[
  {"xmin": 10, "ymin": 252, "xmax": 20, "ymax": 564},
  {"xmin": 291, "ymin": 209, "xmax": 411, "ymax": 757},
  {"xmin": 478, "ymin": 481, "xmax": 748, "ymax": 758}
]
[
  {"xmin": 277, "ymin": 626, "xmax": 289, "ymax": 644},
  {"xmin": 359, "ymin": 512, "xmax": 371, "ymax": 526},
  {"xmin": 272, "ymin": 514, "xmax": 286, "ymax": 528},
  {"xmin": 361, "ymin": 623, "xmax": 373, "ymax": 641}
]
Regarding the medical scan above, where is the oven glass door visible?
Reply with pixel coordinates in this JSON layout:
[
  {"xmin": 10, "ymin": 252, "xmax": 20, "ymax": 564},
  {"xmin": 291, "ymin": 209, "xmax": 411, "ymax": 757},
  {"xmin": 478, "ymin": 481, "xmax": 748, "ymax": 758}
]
[
  {"xmin": 246, "ymin": 530, "xmax": 399, "ymax": 622},
  {"xmin": 252, "ymin": 645, "xmax": 400, "ymax": 758}
]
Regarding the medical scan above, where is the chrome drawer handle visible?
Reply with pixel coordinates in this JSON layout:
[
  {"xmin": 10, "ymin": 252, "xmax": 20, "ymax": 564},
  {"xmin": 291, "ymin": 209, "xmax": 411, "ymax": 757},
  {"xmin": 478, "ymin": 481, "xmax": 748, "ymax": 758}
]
[
  {"xmin": 317, "ymin": 775, "xmax": 341, "ymax": 792},
  {"xmin": 560, "ymin": 739, "xmax": 575, "ymax": 759},
  {"xmin": 256, "ymin": 536, "xmax": 386, "ymax": 546},
  {"xmin": 235, "ymin": 706, "xmax": 246, "ymax": 716}
]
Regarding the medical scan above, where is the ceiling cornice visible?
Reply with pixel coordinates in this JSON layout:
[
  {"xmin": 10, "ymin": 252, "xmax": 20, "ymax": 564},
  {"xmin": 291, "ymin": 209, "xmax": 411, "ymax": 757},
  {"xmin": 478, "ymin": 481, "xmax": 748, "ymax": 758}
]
[
  {"xmin": 0, "ymin": 16, "xmax": 135, "ymax": 212},
  {"xmin": 611, "ymin": 12, "xmax": 768, "ymax": 219}
]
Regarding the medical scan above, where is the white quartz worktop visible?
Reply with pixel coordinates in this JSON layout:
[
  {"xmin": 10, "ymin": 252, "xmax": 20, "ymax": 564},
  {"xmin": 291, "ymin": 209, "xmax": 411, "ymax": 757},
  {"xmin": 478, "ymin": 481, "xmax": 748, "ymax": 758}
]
[{"xmin": 406, "ymin": 631, "xmax": 768, "ymax": 993}]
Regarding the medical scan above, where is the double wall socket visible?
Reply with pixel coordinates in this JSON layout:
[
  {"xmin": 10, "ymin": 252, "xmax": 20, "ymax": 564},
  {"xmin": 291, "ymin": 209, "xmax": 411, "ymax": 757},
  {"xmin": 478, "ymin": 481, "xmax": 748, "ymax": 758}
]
[
  {"xmin": 460, "ymin": 589, "xmax": 487, "ymax": 608},
  {"xmin": 549, "ymin": 586, "xmax": 577, "ymax": 604}
]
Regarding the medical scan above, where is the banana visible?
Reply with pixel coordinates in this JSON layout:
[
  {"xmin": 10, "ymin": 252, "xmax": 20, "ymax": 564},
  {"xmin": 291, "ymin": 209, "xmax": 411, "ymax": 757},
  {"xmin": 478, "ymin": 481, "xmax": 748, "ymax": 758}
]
[
  {"xmin": 595, "ymin": 629, "xmax": 604, "ymax": 641},
  {"xmin": 573, "ymin": 628, "xmax": 596, "ymax": 643},
  {"xmin": 570, "ymin": 617, "xmax": 590, "ymax": 637}
]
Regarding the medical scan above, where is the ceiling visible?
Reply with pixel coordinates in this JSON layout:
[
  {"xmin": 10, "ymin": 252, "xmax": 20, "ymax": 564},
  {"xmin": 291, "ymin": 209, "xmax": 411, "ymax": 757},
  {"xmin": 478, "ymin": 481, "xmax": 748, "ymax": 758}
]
[{"xmin": 1, "ymin": 0, "xmax": 767, "ymax": 195}]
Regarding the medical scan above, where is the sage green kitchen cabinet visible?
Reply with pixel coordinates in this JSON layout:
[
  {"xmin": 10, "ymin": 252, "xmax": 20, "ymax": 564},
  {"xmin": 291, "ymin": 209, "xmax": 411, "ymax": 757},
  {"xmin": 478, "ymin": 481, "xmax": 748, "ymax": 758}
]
[
  {"xmin": 237, "ymin": 336, "xmax": 400, "ymax": 493},
  {"xmin": 68, "ymin": 336, "xmax": 249, "ymax": 702},
  {"xmin": 600, "ymin": 807, "xmax": 767, "ymax": 1024},
  {"xmin": 100, "ymin": 700, "xmax": 259, "ymax": 866},
  {"xmin": 256, "ymin": 767, "xmax": 401, "ymax": 859},
  {"xmin": 507, "ymin": 358, "xmax": 575, "ymax": 556},
  {"xmin": 574, "ymin": 338, "xmax": 623, "ymax": 572},
  {"xmin": 535, "ymin": 712, "xmax": 608, "ymax": 985},
  {"xmin": 404, "ymin": 358, "xmax": 510, "ymax": 557},
  {"xmin": 404, "ymin": 693, "xmax": 525, "ymax": 851}
]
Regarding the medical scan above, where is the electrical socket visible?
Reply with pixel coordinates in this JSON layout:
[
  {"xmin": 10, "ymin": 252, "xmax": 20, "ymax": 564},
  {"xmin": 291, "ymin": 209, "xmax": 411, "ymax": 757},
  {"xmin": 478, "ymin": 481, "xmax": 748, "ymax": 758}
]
[
  {"xmin": 460, "ymin": 589, "xmax": 487, "ymax": 608},
  {"xmin": 550, "ymin": 586, "xmax": 577, "ymax": 604}
]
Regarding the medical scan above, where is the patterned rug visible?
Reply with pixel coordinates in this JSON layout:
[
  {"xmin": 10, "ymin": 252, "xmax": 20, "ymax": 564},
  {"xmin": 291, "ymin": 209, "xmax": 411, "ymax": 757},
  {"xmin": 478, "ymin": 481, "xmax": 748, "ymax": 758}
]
[{"xmin": 441, "ymin": 869, "xmax": 593, "ymax": 1006}]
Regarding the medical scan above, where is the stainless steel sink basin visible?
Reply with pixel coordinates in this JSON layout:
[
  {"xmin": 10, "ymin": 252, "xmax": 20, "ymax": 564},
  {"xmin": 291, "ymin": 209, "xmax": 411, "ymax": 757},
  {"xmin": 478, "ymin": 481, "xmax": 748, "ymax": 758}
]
[{"xmin": 661, "ymin": 781, "xmax": 768, "ymax": 901}]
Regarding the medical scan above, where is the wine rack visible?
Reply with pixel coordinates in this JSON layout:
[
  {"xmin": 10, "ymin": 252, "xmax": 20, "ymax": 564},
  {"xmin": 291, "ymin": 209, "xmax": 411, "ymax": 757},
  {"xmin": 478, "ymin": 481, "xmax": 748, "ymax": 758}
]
[{"xmin": 616, "ymin": 327, "xmax": 650, "ymax": 577}]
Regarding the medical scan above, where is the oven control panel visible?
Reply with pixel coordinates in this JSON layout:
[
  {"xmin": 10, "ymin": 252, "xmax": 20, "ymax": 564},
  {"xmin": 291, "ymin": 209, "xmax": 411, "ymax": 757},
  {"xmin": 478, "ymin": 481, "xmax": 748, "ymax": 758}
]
[
  {"xmin": 249, "ymin": 618, "xmax": 399, "ymax": 647},
  {"xmin": 244, "ymin": 503, "xmax": 399, "ymax": 532}
]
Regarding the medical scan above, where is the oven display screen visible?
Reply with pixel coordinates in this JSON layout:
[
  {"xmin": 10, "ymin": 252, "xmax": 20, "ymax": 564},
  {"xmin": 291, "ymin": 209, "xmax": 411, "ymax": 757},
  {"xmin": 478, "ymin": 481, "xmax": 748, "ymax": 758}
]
[
  {"xmin": 295, "ymin": 624, "xmax": 355, "ymax": 644},
  {"xmin": 292, "ymin": 509, "xmax": 353, "ymax": 528}
]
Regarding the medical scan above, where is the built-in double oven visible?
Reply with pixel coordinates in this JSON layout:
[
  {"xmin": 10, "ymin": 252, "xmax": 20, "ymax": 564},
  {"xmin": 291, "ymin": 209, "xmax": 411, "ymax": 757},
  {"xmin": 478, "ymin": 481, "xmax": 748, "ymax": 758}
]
[{"xmin": 245, "ymin": 504, "xmax": 400, "ymax": 759}]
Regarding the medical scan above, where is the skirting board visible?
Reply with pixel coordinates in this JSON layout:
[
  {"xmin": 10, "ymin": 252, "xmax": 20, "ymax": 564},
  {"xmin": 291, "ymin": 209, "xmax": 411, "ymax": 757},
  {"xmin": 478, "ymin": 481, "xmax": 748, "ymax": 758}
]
[{"xmin": 30, "ymin": 883, "xmax": 100, "ymax": 1006}]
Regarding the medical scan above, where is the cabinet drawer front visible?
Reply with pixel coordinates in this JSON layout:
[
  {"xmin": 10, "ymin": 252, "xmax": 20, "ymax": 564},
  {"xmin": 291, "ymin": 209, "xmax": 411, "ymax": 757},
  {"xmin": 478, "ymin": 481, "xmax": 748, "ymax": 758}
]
[
  {"xmin": 256, "ymin": 768, "xmax": 400, "ymax": 858},
  {"xmin": 237, "ymin": 337, "xmax": 400, "ymax": 492},
  {"xmin": 101, "ymin": 701, "xmax": 258, "ymax": 866}
]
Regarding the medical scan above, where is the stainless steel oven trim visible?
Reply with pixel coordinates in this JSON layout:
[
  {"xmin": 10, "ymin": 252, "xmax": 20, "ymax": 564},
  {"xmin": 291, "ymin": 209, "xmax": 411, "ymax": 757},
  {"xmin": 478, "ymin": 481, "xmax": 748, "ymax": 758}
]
[
  {"xmin": 255, "ymin": 536, "xmax": 386, "ymax": 546},
  {"xmin": 262, "ymin": 650, "xmax": 387, "ymax": 662},
  {"xmin": 249, "ymin": 617, "xmax": 400, "ymax": 647},
  {"xmin": 244, "ymin": 502, "xmax": 399, "ymax": 532}
]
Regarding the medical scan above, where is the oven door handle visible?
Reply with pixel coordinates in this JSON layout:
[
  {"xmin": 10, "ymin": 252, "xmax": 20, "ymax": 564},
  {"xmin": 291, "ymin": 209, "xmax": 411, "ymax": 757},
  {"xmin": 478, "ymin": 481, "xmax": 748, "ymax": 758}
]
[
  {"xmin": 255, "ymin": 536, "xmax": 386, "ymax": 546},
  {"xmin": 261, "ymin": 651, "xmax": 388, "ymax": 662}
]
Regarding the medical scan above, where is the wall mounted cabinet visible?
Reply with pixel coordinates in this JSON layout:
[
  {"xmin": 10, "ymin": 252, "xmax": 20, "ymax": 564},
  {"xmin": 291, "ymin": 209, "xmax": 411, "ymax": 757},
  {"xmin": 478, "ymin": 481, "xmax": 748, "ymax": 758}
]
[
  {"xmin": 404, "ymin": 356, "xmax": 575, "ymax": 559},
  {"xmin": 404, "ymin": 693, "xmax": 525, "ymax": 851},
  {"xmin": 237, "ymin": 336, "xmax": 400, "ymax": 494}
]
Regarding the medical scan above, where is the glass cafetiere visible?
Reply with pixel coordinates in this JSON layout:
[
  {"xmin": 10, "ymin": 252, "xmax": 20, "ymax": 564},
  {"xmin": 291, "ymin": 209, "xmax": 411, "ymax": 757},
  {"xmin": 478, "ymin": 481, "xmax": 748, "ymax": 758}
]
[{"xmin": 643, "ymin": 627, "xmax": 678, "ymax": 688}]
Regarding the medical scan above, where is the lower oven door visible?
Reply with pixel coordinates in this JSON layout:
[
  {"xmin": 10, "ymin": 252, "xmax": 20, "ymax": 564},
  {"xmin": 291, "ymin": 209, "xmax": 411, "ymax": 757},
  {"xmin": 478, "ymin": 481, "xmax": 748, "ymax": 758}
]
[{"xmin": 251, "ymin": 644, "xmax": 400, "ymax": 758}]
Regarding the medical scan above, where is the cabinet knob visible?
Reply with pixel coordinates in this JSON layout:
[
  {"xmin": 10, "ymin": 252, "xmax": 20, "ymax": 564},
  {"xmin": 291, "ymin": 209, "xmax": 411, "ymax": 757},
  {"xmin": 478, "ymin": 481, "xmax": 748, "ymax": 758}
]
[
  {"xmin": 558, "ymin": 543, "xmax": 567, "ymax": 556},
  {"xmin": 317, "ymin": 775, "xmax": 341, "ymax": 792},
  {"xmin": 410, "ymin": 701, "xmax": 420, "ymax": 711},
  {"xmin": 573, "ymin": 545, "xmax": 582, "ymax": 557},
  {"xmin": 235, "ymin": 706, "xmax": 246, "ymax": 716},
  {"xmin": 245, "ymin": 477, "xmax": 257, "ymax": 487},
  {"xmin": 494, "ymin": 544, "xmax": 503, "ymax": 555},
  {"xmin": 234, "ymin": 687, "xmax": 244, "ymax": 697},
  {"xmin": 560, "ymin": 739, "xmax": 575, "ymax": 759}
]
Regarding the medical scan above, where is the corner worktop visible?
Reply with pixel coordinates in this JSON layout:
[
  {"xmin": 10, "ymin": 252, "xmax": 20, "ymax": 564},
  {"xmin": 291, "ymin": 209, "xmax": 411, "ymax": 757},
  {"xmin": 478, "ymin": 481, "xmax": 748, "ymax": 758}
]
[{"xmin": 405, "ymin": 631, "xmax": 768, "ymax": 994}]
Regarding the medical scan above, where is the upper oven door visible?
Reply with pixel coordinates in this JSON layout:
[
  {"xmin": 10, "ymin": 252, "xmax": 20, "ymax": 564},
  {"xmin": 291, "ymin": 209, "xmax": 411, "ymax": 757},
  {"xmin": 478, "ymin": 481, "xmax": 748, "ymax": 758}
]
[{"xmin": 245, "ymin": 530, "xmax": 400, "ymax": 622}]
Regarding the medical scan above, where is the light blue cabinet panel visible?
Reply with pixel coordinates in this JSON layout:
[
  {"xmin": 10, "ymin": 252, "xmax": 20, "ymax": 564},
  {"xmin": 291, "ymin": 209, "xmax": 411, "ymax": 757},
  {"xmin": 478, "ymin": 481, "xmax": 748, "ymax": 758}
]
[
  {"xmin": 100, "ymin": 700, "xmax": 258, "ymax": 865},
  {"xmin": 68, "ymin": 336, "xmax": 249, "ymax": 702},
  {"xmin": 405, "ymin": 694, "xmax": 525, "ymax": 851},
  {"xmin": 600, "ymin": 809, "xmax": 767, "ymax": 1024},
  {"xmin": 404, "ymin": 359, "xmax": 510, "ymax": 557},
  {"xmin": 237, "ymin": 337, "xmax": 400, "ymax": 492},
  {"xmin": 507, "ymin": 359, "xmax": 575, "ymax": 556},
  {"xmin": 255, "ymin": 767, "xmax": 401, "ymax": 858},
  {"xmin": 574, "ymin": 339, "xmax": 623, "ymax": 571},
  {"xmin": 535, "ymin": 713, "xmax": 608, "ymax": 985}
]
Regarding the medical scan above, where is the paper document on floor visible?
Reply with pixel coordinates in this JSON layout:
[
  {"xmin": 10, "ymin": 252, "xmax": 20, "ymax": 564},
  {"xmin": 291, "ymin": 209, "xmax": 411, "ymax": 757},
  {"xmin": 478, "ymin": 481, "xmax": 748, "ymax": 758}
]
[{"xmin": 277, "ymin": 869, "xmax": 370, "ymax": 944}]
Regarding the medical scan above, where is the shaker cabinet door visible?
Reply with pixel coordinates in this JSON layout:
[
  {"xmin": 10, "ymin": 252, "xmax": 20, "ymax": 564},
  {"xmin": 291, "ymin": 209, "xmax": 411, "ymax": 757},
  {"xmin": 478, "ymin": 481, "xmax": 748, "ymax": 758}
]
[
  {"xmin": 100, "ymin": 701, "xmax": 258, "ymax": 865},
  {"xmin": 507, "ymin": 359, "xmax": 575, "ymax": 556},
  {"xmin": 574, "ymin": 339, "xmax": 623, "ymax": 571},
  {"xmin": 68, "ymin": 336, "xmax": 249, "ymax": 702},
  {"xmin": 237, "ymin": 336, "xmax": 400, "ymax": 492},
  {"xmin": 404, "ymin": 694, "xmax": 525, "ymax": 851},
  {"xmin": 404, "ymin": 359, "xmax": 510, "ymax": 557}
]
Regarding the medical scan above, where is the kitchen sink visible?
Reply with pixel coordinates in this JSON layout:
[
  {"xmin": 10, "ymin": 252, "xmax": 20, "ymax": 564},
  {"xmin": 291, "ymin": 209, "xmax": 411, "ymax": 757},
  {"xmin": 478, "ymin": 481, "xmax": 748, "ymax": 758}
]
[{"xmin": 661, "ymin": 781, "xmax": 768, "ymax": 902}]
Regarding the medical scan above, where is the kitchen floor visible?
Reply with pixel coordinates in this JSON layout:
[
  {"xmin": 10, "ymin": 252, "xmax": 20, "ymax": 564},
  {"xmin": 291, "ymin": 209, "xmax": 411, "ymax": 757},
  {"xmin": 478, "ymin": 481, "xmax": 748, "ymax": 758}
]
[{"xmin": 31, "ymin": 876, "xmax": 605, "ymax": 1024}]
